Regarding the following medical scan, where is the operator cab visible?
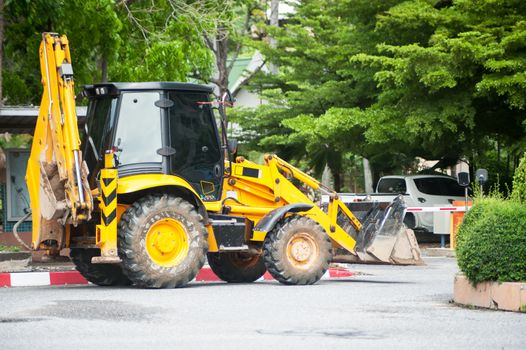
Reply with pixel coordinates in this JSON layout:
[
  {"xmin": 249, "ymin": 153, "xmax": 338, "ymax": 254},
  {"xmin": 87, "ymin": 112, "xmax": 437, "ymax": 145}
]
[{"xmin": 83, "ymin": 82, "xmax": 223, "ymax": 201}]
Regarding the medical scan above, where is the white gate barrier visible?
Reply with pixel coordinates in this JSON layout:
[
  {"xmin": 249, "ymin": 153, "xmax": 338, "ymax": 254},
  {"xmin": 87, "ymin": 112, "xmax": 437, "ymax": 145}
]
[{"xmin": 406, "ymin": 205, "xmax": 471, "ymax": 248}]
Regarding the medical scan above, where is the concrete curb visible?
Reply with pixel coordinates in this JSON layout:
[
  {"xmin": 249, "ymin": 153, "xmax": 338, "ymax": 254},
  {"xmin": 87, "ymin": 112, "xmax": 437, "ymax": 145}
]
[
  {"xmin": 423, "ymin": 248, "xmax": 456, "ymax": 258},
  {"xmin": 0, "ymin": 267, "xmax": 354, "ymax": 288},
  {"xmin": 453, "ymin": 274, "xmax": 526, "ymax": 312}
]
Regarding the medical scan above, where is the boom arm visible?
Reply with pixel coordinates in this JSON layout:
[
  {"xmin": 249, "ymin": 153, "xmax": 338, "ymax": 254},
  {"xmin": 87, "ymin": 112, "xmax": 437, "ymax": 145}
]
[{"xmin": 26, "ymin": 33, "xmax": 92, "ymax": 251}]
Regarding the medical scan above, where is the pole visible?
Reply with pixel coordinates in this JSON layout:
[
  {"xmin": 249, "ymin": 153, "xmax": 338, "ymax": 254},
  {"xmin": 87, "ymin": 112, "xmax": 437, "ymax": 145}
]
[{"xmin": 464, "ymin": 187, "xmax": 468, "ymax": 212}]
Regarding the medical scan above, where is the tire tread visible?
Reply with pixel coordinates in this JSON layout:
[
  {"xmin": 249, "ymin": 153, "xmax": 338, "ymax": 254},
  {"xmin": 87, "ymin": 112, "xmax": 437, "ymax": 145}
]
[{"xmin": 263, "ymin": 215, "xmax": 332, "ymax": 285}]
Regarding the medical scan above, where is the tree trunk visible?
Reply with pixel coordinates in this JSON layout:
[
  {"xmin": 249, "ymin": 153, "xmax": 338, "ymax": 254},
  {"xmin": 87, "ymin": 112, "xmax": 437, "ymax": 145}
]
[
  {"xmin": 362, "ymin": 157, "xmax": 373, "ymax": 193},
  {"xmin": 321, "ymin": 165, "xmax": 333, "ymax": 189},
  {"xmin": 215, "ymin": 26, "xmax": 230, "ymax": 123},
  {"xmin": 507, "ymin": 150, "xmax": 510, "ymax": 177},
  {"xmin": 269, "ymin": 0, "xmax": 279, "ymax": 74},
  {"xmin": 327, "ymin": 150, "xmax": 343, "ymax": 192},
  {"xmin": 497, "ymin": 140, "xmax": 500, "ymax": 167},
  {"xmin": 333, "ymin": 171, "xmax": 342, "ymax": 192},
  {"xmin": 100, "ymin": 56, "xmax": 108, "ymax": 83}
]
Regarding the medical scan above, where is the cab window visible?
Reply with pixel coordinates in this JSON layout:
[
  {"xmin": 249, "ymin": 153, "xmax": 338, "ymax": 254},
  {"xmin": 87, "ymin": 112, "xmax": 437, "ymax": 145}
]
[
  {"xmin": 114, "ymin": 92, "xmax": 162, "ymax": 165},
  {"xmin": 168, "ymin": 92, "xmax": 221, "ymax": 171}
]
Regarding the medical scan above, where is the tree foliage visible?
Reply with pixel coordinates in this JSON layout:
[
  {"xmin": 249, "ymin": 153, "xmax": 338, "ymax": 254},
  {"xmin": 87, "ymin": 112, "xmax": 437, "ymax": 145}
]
[
  {"xmin": 234, "ymin": 0, "xmax": 526, "ymax": 190},
  {"xmin": 2, "ymin": 0, "xmax": 124, "ymax": 104},
  {"xmin": 2, "ymin": 0, "xmax": 526, "ymax": 193},
  {"xmin": 1, "ymin": 0, "xmax": 268, "ymax": 105},
  {"xmin": 111, "ymin": 0, "xmax": 217, "ymax": 83},
  {"xmin": 1, "ymin": 0, "xmax": 232, "ymax": 105}
]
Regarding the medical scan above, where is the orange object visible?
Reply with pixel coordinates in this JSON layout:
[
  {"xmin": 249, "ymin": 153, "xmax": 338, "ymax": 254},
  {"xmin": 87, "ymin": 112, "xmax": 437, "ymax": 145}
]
[{"xmin": 450, "ymin": 200, "xmax": 473, "ymax": 249}]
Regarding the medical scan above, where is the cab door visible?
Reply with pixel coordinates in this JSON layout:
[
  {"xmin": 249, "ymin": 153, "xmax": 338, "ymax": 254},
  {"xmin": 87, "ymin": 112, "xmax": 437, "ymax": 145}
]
[{"xmin": 166, "ymin": 91, "xmax": 223, "ymax": 201}]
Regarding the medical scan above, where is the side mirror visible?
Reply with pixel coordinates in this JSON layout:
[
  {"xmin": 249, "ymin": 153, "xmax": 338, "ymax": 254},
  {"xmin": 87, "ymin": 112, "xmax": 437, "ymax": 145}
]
[
  {"xmin": 228, "ymin": 139, "xmax": 238, "ymax": 154},
  {"xmin": 222, "ymin": 90, "xmax": 236, "ymax": 106}
]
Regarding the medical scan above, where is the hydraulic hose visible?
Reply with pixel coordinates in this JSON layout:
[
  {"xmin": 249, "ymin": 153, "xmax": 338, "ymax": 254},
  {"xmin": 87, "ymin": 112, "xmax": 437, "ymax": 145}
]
[{"xmin": 12, "ymin": 211, "xmax": 32, "ymax": 251}]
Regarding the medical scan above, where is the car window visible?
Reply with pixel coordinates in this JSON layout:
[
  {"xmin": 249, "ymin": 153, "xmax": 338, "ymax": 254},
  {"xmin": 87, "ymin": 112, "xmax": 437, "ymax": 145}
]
[
  {"xmin": 377, "ymin": 178, "xmax": 407, "ymax": 194},
  {"xmin": 413, "ymin": 178, "xmax": 466, "ymax": 196}
]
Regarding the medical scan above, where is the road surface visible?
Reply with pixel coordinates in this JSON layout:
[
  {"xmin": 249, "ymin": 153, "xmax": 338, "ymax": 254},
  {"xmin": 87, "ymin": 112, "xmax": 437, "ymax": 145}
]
[{"xmin": 1, "ymin": 257, "xmax": 524, "ymax": 349}]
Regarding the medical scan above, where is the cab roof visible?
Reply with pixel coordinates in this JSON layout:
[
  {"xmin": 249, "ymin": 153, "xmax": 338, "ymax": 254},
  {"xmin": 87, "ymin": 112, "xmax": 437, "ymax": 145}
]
[{"xmin": 83, "ymin": 82, "xmax": 214, "ymax": 97}]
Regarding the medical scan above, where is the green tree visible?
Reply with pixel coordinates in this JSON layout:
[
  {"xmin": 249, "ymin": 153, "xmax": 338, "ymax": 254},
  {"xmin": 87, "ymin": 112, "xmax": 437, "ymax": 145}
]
[
  {"xmin": 233, "ymin": 0, "xmax": 404, "ymax": 190},
  {"xmin": 111, "ymin": 0, "xmax": 215, "ymax": 83},
  {"xmin": 235, "ymin": 0, "xmax": 526, "ymax": 190},
  {"xmin": 0, "ymin": 0, "xmax": 220, "ymax": 105},
  {"xmin": 118, "ymin": 0, "xmax": 268, "ymax": 103},
  {"xmin": 1, "ymin": 0, "xmax": 125, "ymax": 104},
  {"xmin": 353, "ymin": 0, "xmax": 526, "ymax": 183}
]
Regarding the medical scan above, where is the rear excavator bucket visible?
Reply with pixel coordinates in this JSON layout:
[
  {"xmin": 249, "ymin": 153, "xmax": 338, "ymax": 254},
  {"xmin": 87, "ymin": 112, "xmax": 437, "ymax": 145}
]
[{"xmin": 333, "ymin": 196, "xmax": 423, "ymax": 265}]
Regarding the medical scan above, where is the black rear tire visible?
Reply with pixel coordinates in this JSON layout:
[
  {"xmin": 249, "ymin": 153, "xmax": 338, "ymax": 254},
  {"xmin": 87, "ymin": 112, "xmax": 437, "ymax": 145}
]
[
  {"xmin": 207, "ymin": 252, "xmax": 266, "ymax": 283},
  {"xmin": 70, "ymin": 248, "xmax": 130, "ymax": 286},
  {"xmin": 263, "ymin": 216, "xmax": 332, "ymax": 285},
  {"xmin": 118, "ymin": 194, "xmax": 207, "ymax": 288},
  {"xmin": 403, "ymin": 212, "xmax": 416, "ymax": 230}
]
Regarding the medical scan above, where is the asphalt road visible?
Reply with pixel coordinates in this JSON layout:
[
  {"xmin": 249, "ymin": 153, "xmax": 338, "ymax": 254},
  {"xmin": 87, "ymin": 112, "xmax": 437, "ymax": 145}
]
[{"xmin": 0, "ymin": 257, "xmax": 524, "ymax": 350}]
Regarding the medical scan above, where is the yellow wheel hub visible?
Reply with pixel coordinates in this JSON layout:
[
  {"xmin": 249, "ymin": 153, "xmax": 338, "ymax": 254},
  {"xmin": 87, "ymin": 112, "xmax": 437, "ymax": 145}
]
[
  {"xmin": 145, "ymin": 218, "xmax": 189, "ymax": 267},
  {"xmin": 286, "ymin": 232, "xmax": 319, "ymax": 269}
]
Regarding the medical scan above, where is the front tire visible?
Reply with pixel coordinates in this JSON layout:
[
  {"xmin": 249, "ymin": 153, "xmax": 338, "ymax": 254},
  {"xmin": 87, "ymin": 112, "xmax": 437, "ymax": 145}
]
[
  {"xmin": 70, "ymin": 248, "xmax": 130, "ymax": 286},
  {"xmin": 118, "ymin": 194, "xmax": 208, "ymax": 288},
  {"xmin": 263, "ymin": 216, "xmax": 332, "ymax": 285},
  {"xmin": 207, "ymin": 252, "xmax": 266, "ymax": 283}
]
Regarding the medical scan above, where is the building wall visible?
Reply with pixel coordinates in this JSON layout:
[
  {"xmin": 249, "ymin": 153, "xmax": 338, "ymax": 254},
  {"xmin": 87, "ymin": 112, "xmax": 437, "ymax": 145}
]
[{"xmin": 235, "ymin": 88, "xmax": 265, "ymax": 108}]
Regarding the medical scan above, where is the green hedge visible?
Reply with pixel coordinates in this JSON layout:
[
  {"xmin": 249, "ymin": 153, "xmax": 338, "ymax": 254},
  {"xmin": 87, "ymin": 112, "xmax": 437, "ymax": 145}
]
[
  {"xmin": 512, "ymin": 153, "xmax": 526, "ymax": 203},
  {"xmin": 456, "ymin": 198, "xmax": 526, "ymax": 284}
]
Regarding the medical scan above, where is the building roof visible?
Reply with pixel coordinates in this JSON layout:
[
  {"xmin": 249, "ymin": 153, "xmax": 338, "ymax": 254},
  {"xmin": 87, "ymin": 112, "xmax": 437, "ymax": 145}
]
[
  {"xmin": 228, "ymin": 57, "xmax": 253, "ymax": 91},
  {"xmin": 0, "ymin": 107, "xmax": 87, "ymax": 134},
  {"xmin": 228, "ymin": 52, "xmax": 267, "ymax": 93}
]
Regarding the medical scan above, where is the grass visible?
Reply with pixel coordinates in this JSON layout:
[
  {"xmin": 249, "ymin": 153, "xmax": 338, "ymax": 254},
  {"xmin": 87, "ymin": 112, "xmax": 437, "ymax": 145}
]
[{"xmin": 0, "ymin": 245, "xmax": 21, "ymax": 252}]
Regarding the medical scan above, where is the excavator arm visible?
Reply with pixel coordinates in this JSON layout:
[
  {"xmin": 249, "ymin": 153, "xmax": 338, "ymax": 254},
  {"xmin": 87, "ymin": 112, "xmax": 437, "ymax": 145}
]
[{"xmin": 26, "ymin": 33, "xmax": 93, "ymax": 252}]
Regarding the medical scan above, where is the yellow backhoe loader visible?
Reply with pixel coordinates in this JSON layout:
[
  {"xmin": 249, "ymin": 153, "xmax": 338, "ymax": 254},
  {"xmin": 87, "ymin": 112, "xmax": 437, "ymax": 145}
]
[{"xmin": 21, "ymin": 33, "xmax": 421, "ymax": 288}]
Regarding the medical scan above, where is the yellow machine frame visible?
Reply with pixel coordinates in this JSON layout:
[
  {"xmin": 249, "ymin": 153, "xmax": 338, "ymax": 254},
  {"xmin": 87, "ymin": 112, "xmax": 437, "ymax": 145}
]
[{"xmin": 91, "ymin": 152, "xmax": 364, "ymax": 262}]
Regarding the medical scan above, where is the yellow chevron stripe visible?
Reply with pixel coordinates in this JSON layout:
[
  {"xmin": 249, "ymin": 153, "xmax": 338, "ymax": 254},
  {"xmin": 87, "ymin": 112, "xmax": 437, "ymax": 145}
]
[
  {"xmin": 102, "ymin": 205, "xmax": 116, "ymax": 218},
  {"xmin": 101, "ymin": 181, "xmax": 117, "ymax": 196}
]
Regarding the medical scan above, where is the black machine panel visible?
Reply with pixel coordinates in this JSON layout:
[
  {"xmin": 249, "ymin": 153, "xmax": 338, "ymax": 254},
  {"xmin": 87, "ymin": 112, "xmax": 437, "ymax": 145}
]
[{"xmin": 209, "ymin": 214, "xmax": 252, "ymax": 250}]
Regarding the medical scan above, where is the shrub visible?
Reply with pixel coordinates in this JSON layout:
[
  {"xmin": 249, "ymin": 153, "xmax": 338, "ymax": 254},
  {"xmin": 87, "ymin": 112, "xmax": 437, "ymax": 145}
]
[
  {"xmin": 0, "ymin": 245, "xmax": 21, "ymax": 252},
  {"xmin": 512, "ymin": 152, "xmax": 526, "ymax": 203},
  {"xmin": 456, "ymin": 198, "xmax": 526, "ymax": 284}
]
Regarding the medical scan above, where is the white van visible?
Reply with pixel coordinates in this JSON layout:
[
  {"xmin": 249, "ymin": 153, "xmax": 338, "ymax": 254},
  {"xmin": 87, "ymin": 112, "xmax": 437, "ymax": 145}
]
[{"xmin": 376, "ymin": 175, "xmax": 469, "ymax": 232}]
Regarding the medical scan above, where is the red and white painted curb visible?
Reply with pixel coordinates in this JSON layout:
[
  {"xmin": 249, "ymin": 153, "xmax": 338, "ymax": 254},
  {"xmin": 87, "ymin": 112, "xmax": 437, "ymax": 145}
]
[
  {"xmin": 0, "ymin": 271, "xmax": 88, "ymax": 288},
  {"xmin": 0, "ymin": 267, "xmax": 354, "ymax": 288}
]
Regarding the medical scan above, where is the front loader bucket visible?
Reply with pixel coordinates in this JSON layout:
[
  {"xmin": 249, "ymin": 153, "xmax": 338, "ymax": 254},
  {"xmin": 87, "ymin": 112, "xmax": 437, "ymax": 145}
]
[
  {"xmin": 356, "ymin": 195, "xmax": 406, "ymax": 261},
  {"xmin": 333, "ymin": 196, "xmax": 423, "ymax": 265}
]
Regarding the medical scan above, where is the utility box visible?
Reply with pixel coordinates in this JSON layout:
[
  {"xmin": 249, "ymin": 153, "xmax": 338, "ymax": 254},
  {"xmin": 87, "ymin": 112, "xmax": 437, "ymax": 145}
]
[
  {"xmin": 433, "ymin": 205, "xmax": 451, "ymax": 235},
  {"xmin": 6, "ymin": 149, "xmax": 31, "ymax": 221},
  {"xmin": 3, "ymin": 149, "xmax": 32, "ymax": 233}
]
